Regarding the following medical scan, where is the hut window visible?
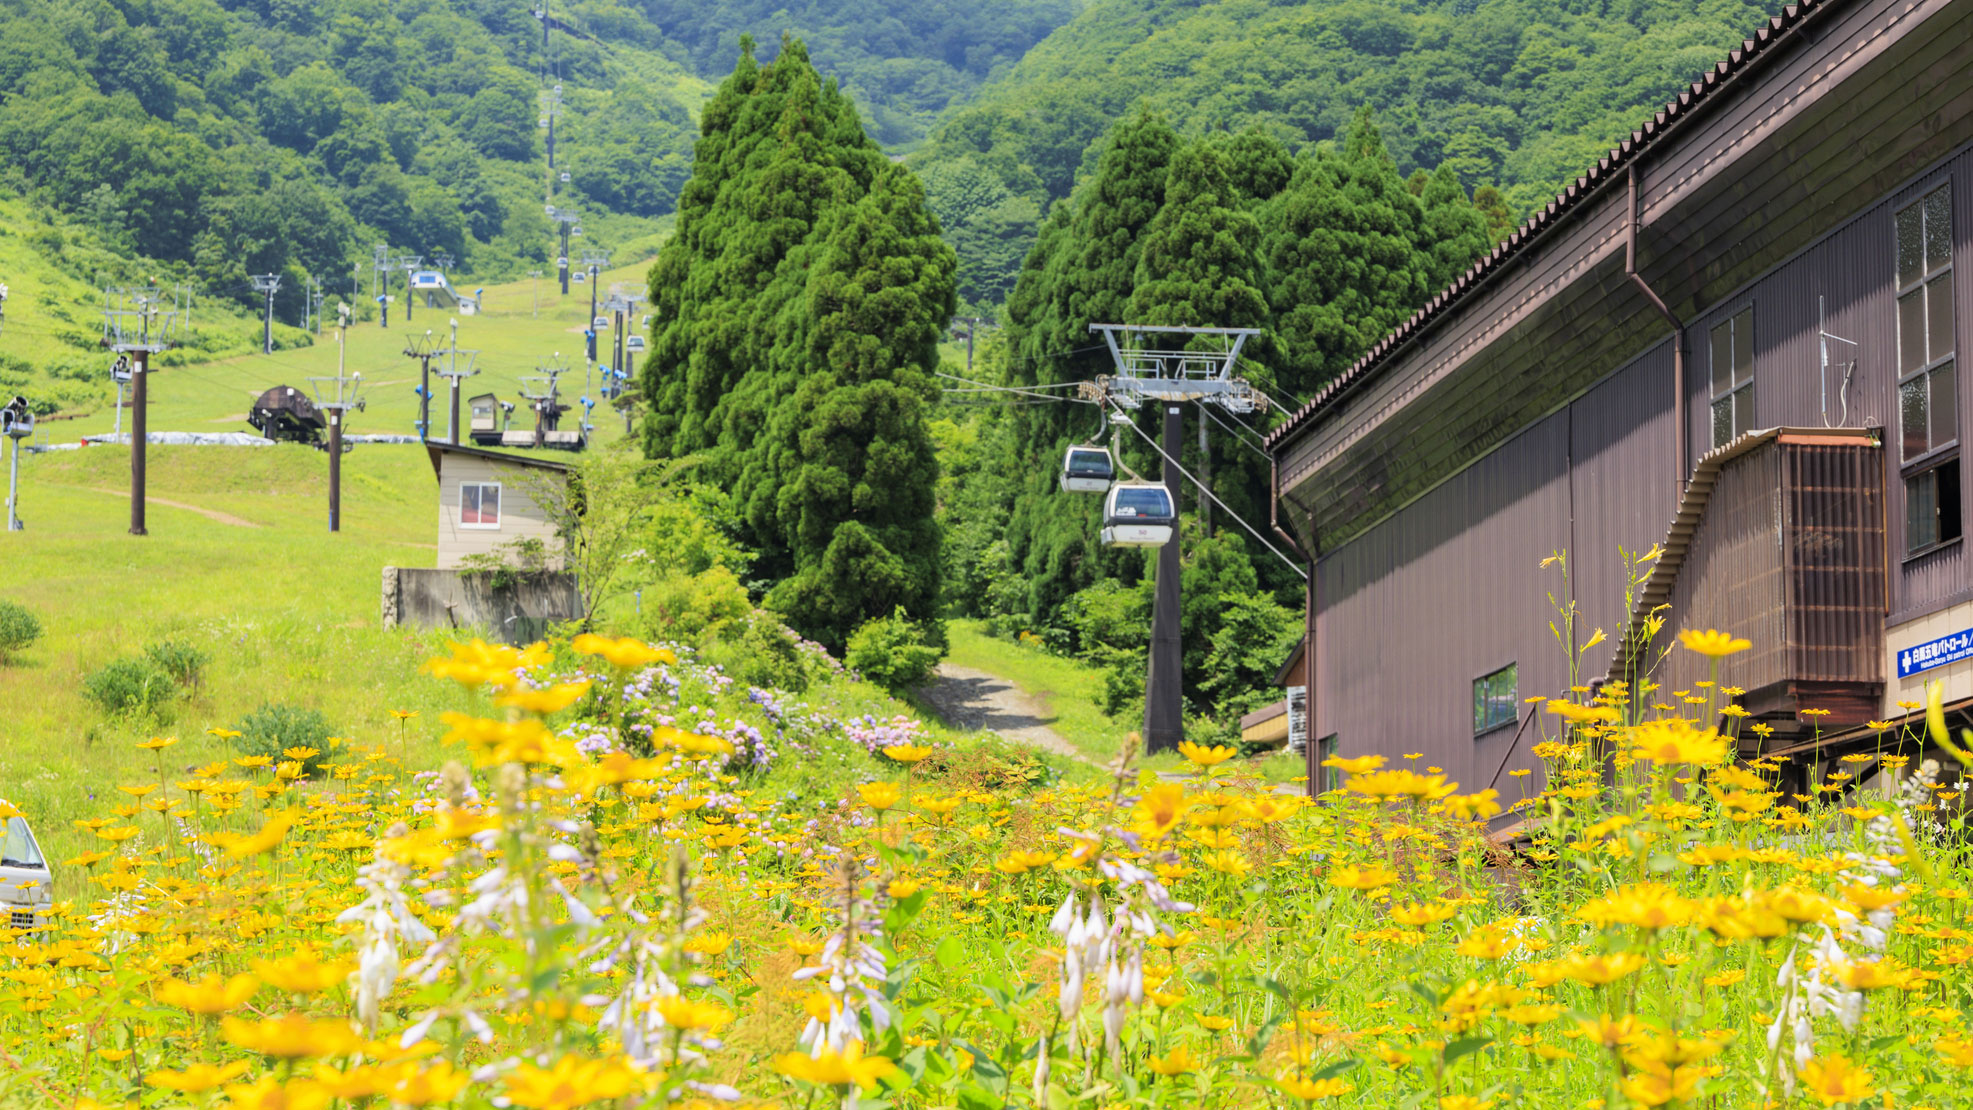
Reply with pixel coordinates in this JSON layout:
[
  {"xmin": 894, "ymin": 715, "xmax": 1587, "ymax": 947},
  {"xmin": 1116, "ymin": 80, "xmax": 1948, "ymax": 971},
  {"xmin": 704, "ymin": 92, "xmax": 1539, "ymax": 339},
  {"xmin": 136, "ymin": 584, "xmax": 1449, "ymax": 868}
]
[
  {"xmin": 1709, "ymin": 307, "xmax": 1754, "ymax": 449},
  {"xmin": 1898, "ymin": 186, "xmax": 1958, "ymax": 555},
  {"xmin": 1473, "ymin": 663, "xmax": 1517, "ymax": 735},
  {"xmin": 460, "ymin": 482, "xmax": 501, "ymax": 529},
  {"xmin": 1316, "ymin": 734, "xmax": 1340, "ymax": 793}
]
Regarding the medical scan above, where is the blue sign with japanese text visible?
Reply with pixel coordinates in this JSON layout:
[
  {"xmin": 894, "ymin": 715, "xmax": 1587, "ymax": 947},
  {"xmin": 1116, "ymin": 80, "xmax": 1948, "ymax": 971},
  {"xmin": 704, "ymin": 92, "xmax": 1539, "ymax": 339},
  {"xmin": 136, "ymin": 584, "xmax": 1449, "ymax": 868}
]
[{"xmin": 1897, "ymin": 627, "xmax": 1973, "ymax": 678}]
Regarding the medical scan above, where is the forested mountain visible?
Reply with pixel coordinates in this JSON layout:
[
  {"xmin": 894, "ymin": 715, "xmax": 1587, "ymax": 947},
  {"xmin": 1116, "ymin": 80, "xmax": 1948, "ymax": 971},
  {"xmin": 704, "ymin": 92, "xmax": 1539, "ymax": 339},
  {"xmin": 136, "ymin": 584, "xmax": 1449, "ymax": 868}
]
[
  {"xmin": 916, "ymin": 0, "xmax": 1782, "ymax": 304},
  {"xmin": 640, "ymin": 0, "xmax": 1079, "ymax": 149},
  {"xmin": 0, "ymin": 0, "xmax": 708, "ymax": 317}
]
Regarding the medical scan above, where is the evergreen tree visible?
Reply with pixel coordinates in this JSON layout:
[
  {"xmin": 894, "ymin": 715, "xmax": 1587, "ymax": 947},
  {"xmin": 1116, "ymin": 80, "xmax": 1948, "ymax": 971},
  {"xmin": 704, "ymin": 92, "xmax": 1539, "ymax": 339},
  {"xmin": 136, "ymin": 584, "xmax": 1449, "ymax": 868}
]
[{"xmin": 642, "ymin": 38, "xmax": 955, "ymax": 649}]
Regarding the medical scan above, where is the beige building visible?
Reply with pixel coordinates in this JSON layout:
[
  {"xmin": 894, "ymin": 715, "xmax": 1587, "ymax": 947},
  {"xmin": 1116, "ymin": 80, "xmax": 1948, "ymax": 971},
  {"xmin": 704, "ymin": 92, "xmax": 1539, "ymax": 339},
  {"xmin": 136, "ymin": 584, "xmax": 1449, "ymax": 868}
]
[{"xmin": 426, "ymin": 441, "xmax": 570, "ymax": 570}]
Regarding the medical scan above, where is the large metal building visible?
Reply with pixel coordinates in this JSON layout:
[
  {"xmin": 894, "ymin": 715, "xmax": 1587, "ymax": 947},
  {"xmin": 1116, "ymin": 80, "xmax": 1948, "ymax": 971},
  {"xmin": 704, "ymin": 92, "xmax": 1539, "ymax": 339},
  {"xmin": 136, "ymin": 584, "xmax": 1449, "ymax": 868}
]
[{"xmin": 1266, "ymin": 0, "xmax": 1973, "ymax": 799}]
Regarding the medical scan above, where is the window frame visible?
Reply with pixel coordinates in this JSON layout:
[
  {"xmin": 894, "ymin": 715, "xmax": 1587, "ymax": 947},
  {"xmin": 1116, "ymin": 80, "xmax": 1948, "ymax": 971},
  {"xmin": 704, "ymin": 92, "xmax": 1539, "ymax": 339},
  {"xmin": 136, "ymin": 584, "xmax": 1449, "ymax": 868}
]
[
  {"xmin": 1316, "ymin": 734, "xmax": 1341, "ymax": 793},
  {"xmin": 1896, "ymin": 185, "xmax": 1960, "ymax": 557},
  {"xmin": 459, "ymin": 481, "xmax": 503, "ymax": 530},
  {"xmin": 1709, "ymin": 306, "xmax": 1756, "ymax": 449},
  {"xmin": 1472, "ymin": 663, "xmax": 1518, "ymax": 737}
]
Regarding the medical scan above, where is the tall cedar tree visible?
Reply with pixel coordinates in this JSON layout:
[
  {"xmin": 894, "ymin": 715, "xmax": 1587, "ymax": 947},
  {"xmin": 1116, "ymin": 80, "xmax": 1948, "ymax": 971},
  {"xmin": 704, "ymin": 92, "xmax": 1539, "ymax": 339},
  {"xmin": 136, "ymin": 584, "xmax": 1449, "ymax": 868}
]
[
  {"xmin": 642, "ymin": 38, "xmax": 956, "ymax": 648},
  {"xmin": 1001, "ymin": 110, "xmax": 1179, "ymax": 624}
]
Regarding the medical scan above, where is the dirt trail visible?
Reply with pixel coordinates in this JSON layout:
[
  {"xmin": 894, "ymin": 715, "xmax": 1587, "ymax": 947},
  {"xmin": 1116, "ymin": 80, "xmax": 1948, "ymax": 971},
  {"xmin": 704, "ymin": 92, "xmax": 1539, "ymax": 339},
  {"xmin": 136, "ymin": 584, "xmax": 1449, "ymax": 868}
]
[
  {"xmin": 917, "ymin": 663, "xmax": 1090, "ymax": 763},
  {"xmin": 87, "ymin": 488, "xmax": 261, "ymax": 528}
]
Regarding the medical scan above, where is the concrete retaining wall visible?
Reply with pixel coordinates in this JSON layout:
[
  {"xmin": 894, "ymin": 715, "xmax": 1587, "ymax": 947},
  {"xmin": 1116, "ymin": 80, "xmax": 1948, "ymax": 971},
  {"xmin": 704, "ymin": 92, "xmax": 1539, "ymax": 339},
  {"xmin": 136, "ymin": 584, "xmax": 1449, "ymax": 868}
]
[{"xmin": 382, "ymin": 567, "xmax": 583, "ymax": 644}]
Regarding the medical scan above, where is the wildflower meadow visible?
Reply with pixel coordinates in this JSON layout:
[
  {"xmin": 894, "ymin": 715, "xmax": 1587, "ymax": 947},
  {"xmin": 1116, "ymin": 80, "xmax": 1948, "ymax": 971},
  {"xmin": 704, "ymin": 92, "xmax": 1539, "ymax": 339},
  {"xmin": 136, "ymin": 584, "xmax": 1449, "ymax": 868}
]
[{"xmin": 6, "ymin": 627, "xmax": 1972, "ymax": 1110}]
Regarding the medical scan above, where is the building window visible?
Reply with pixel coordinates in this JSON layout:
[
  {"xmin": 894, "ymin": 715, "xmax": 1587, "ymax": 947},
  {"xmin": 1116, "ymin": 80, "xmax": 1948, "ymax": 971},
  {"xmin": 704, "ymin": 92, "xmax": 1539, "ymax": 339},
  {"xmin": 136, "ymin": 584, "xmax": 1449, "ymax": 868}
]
[
  {"xmin": 1710, "ymin": 307, "xmax": 1755, "ymax": 448},
  {"xmin": 1473, "ymin": 663, "xmax": 1517, "ymax": 735},
  {"xmin": 1898, "ymin": 186, "xmax": 1959, "ymax": 554},
  {"xmin": 1316, "ymin": 734, "xmax": 1340, "ymax": 793},
  {"xmin": 460, "ymin": 482, "xmax": 501, "ymax": 529}
]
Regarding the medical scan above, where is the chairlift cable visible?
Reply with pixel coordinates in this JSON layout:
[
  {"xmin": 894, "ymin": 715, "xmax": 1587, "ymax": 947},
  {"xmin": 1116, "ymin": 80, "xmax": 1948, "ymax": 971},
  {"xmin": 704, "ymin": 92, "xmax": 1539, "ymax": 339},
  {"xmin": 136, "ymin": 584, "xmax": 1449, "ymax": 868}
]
[
  {"xmin": 1197, "ymin": 402, "xmax": 1271, "ymax": 460},
  {"xmin": 1104, "ymin": 397, "xmax": 1308, "ymax": 580}
]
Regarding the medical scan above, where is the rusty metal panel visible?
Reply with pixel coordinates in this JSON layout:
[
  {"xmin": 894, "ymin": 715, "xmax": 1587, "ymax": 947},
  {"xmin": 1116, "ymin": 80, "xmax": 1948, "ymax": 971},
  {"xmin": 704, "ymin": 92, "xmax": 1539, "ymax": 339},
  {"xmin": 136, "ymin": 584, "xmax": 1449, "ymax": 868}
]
[
  {"xmin": 1783, "ymin": 441, "xmax": 1886, "ymax": 680},
  {"xmin": 1570, "ymin": 342, "xmax": 1680, "ymax": 679},
  {"xmin": 1314, "ymin": 413, "xmax": 1571, "ymax": 791}
]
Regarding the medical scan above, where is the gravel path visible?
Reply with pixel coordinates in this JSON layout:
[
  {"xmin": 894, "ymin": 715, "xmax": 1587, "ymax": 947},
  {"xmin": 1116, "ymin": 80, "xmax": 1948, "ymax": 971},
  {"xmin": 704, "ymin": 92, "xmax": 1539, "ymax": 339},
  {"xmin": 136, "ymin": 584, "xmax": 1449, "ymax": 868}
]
[{"xmin": 918, "ymin": 663, "xmax": 1091, "ymax": 763}]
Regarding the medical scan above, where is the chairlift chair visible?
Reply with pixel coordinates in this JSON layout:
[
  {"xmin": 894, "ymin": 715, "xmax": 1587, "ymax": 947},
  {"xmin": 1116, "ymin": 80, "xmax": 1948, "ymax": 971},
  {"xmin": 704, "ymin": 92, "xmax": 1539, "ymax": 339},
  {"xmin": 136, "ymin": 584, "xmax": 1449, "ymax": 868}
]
[
  {"xmin": 1100, "ymin": 482, "xmax": 1176, "ymax": 547},
  {"xmin": 1059, "ymin": 445, "xmax": 1115, "ymax": 493}
]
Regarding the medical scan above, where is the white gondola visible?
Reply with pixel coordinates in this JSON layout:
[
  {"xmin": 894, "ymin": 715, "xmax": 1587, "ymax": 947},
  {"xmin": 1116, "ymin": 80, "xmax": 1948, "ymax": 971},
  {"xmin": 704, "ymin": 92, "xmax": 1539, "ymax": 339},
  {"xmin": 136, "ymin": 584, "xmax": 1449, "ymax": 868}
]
[
  {"xmin": 625, "ymin": 334, "xmax": 646, "ymax": 352},
  {"xmin": 593, "ymin": 315, "xmax": 610, "ymax": 329},
  {"xmin": 1101, "ymin": 482, "xmax": 1175, "ymax": 547},
  {"xmin": 1059, "ymin": 445, "xmax": 1114, "ymax": 493}
]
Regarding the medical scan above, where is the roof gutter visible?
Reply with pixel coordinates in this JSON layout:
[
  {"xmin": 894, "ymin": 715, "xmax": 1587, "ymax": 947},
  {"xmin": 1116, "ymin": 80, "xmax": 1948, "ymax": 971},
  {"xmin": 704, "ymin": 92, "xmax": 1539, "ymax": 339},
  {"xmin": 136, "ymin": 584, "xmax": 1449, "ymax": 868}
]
[{"xmin": 1626, "ymin": 162, "xmax": 1688, "ymax": 487}]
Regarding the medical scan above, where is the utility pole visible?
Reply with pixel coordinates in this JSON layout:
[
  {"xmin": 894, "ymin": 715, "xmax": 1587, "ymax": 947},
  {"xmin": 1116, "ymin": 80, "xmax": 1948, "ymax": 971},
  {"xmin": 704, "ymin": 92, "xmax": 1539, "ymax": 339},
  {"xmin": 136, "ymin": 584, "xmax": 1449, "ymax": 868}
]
[
  {"xmin": 1, "ymin": 395, "xmax": 31, "ymax": 532},
  {"xmin": 101, "ymin": 284, "xmax": 186, "ymax": 537},
  {"xmin": 310, "ymin": 305, "xmax": 363, "ymax": 533},
  {"xmin": 952, "ymin": 316, "xmax": 990, "ymax": 374},
  {"xmin": 433, "ymin": 321, "xmax": 479, "ymax": 445},
  {"xmin": 251, "ymin": 273, "xmax": 282, "ymax": 354},
  {"xmin": 403, "ymin": 329, "xmax": 439, "ymax": 440}
]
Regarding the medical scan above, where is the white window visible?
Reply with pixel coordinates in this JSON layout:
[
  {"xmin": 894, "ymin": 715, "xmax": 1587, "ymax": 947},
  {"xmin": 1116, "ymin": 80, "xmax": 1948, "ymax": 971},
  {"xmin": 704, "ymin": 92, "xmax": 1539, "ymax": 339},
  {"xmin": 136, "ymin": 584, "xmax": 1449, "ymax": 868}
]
[{"xmin": 460, "ymin": 482, "xmax": 501, "ymax": 529}]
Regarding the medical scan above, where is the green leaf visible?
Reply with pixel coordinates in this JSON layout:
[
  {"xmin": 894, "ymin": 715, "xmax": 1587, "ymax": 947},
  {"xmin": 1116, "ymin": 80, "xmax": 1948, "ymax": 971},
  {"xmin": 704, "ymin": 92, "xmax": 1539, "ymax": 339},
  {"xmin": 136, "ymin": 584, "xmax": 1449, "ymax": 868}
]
[
  {"xmin": 935, "ymin": 934, "xmax": 965, "ymax": 969},
  {"xmin": 1443, "ymin": 1035, "xmax": 1494, "ymax": 1066}
]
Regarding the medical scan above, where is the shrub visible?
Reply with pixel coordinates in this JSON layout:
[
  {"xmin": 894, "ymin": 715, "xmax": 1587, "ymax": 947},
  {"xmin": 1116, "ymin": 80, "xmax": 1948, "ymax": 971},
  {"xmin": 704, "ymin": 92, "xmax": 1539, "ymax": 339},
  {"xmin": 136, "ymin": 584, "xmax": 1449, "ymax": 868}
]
[
  {"xmin": 633, "ymin": 566, "xmax": 751, "ymax": 644},
  {"xmin": 143, "ymin": 639, "xmax": 211, "ymax": 690},
  {"xmin": 845, "ymin": 607, "xmax": 944, "ymax": 692},
  {"xmin": 81, "ymin": 656, "xmax": 178, "ymax": 720},
  {"xmin": 0, "ymin": 600, "xmax": 41, "ymax": 663},
  {"xmin": 230, "ymin": 703, "xmax": 336, "ymax": 776}
]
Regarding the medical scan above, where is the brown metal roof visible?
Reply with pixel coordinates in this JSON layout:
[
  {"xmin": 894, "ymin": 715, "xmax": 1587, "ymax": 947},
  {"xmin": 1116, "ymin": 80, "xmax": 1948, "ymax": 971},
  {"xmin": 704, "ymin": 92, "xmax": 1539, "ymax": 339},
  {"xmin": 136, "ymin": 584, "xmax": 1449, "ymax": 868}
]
[
  {"xmin": 1601, "ymin": 426, "xmax": 1879, "ymax": 690},
  {"xmin": 423, "ymin": 439, "xmax": 574, "ymax": 479},
  {"xmin": 1264, "ymin": 0, "xmax": 1843, "ymax": 452}
]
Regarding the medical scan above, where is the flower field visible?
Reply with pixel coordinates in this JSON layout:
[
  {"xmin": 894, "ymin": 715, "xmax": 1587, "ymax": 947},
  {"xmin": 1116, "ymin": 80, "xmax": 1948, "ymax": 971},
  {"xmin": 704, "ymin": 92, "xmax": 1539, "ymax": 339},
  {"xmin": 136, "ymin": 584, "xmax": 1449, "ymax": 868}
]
[{"xmin": 8, "ymin": 630, "xmax": 1973, "ymax": 1110}]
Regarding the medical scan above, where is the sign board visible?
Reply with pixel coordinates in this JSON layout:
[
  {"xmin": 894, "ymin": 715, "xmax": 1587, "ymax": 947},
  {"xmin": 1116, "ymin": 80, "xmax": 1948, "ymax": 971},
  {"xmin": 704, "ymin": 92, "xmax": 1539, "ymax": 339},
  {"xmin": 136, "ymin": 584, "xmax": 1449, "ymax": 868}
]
[{"xmin": 1897, "ymin": 627, "xmax": 1973, "ymax": 678}]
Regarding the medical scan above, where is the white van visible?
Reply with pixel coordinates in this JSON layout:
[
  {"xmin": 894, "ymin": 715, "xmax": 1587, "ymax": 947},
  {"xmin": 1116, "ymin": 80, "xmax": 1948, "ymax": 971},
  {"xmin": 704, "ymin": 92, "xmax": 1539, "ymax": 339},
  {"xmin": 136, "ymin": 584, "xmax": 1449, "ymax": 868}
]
[{"xmin": 0, "ymin": 812, "xmax": 52, "ymax": 931}]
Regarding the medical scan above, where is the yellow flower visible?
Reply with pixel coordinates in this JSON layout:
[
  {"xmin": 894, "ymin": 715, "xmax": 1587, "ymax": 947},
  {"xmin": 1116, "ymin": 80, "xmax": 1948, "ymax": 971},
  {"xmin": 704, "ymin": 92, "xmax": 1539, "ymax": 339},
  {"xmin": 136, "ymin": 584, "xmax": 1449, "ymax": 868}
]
[
  {"xmin": 1133, "ymin": 783, "xmax": 1190, "ymax": 840},
  {"xmin": 994, "ymin": 850, "xmax": 1059, "ymax": 875},
  {"xmin": 882, "ymin": 744, "xmax": 934, "ymax": 763},
  {"xmin": 653, "ymin": 994, "xmax": 733, "ymax": 1030},
  {"xmin": 221, "ymin": 1015, "xmax": 363, "ymax": 1058},
  {"xmin": 774, "ymin": 1042, "xmax": 898, "ymax": 1090},
  {"xmin": 1678, "ymin": 628, "xmax": 1751, "ymax": 657},
  {"xmin": 570, "ymin": 633, "xmax": 675, "ymax": 671},
  {"xmin": 915, "ymin": 794, "xmax": 964, "ymax": 817},
  {"xmin": 1575, "ymin": 883, "xmax": 1692, "ymax": 931},
  {"xmin": 856, "ymin": 782, "xmax": 902, "ymax": 812},
  {"xmin": 1389, "ymin": 902, "xmax": 1457, "ymax": 927},
  {"xmin": 1347, "ymin": 769, "xmax": 1455, "ymax": 801},
  {"xmin": 222, "ymin": 1078, "xmax": 332, "ymax": 1110},
  {"xmin": 252, "ymin": 952, "xmax": 353, "ymax": 995},
  {"xmin": 214, "ymin": 810, "xmax": 297, "ymax": 859},
  {"xmin": 1935, "ymin": 1035, "xmax": 1973, "ymax": 1068},
  {"xmin": 495, "ymin": 681, "xmax": 592, "ymax": 715},
  {"xmin": 1703, "ymin": 969, "xmax": 1747, "ymax": 988},
  {"xmin": 683, "ymin": 931, "xmax": 733, "ymax": 958},
  {"xmin": 1328, "ymin": 862, "xmax": 1399, "ymax": 890},
  {"xmin": 1146, "ymin": 1043, "xmax": 1197, "ymax": 1076},
  {"xmin": 145, "ymin": 1061, "xmax": 253, "ymax": 1092},
  {"xmin": 136, "ymin": 735, "xmax": 179, "ymax": 751},
  {"xmin": 502, "ymin": 1055, "xmax": 644, "ymax": 1110},
  {"xmin": 1439, "ymin": 1097, "xmax": 1492, "ymax": 1110},
  {"xmin": 1177, "ymin": 740, "xmax": 1236, "ymax": 767},
  {"xmin": 157, "ymin": 973, "xmax": 259, "ymax": 1014},
  {"xmin": 1320, "ymin": 753, "xmax": 1385, "ymax": 775},
  {"xmin": 1628, "ymin": 719, "xmax": 1728, "ymax": 767},
  {"xmin": 1556, "ymin": 952, "xmax": 1645, "ymax": 986},
  {"xmin": 1797, "ymin": 1054, "xmax": 1874, "ymax": 1106},
  {"xmin": 390, "ymin": 1063, "xmax": 471, "ymax": 1106},
  {"xmin": 1441, "ymin": 790, "xmax": 1502, "ymax": 821},
  {"xmin": 887, "ymin": 879, "xmax": 922, "ymax": 899}
]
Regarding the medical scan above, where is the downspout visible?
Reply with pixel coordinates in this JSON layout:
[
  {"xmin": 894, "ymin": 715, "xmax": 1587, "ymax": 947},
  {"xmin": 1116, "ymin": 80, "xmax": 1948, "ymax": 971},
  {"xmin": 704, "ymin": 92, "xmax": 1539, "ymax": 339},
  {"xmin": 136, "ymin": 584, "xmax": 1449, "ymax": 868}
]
[
  {"xmin": 1627, "ymin": 163, "xmax": 1688, "ymax": 485},
  {"xmin": 1271, "ymin": 456, "xmax": 1317, "ymax": 797}
]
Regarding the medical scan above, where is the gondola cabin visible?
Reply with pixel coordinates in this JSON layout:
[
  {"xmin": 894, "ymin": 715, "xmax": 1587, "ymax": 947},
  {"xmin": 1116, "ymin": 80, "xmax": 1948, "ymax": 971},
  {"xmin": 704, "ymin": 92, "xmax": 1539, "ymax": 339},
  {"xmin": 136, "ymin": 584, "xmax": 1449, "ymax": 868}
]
[
  {"xmin": 625, "ymin": 334, "xmax": 646, "ymax": 352},
  {"xmin": 1101, "ymin": 482, "xmax": 1175, "ymax": 547},
  {"xmin": 248, "ymin": 386, "xmax": 326, "ymax": 445},
  {"xmin": 1060, "ymin": 446, "xmax": 1115, "ymax": 493}
]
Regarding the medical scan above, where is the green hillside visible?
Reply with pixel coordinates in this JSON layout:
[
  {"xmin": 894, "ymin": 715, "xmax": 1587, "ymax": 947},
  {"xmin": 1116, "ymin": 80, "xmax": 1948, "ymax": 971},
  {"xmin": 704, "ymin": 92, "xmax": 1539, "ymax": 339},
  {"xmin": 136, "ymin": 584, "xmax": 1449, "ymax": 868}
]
[
  {"xmin": 915, "ymin": 0, "xmax": 1783, "ymax": 303},
  {"xmin": 0, "ymin": 0, "xmax": 707, "ymax": 322}
]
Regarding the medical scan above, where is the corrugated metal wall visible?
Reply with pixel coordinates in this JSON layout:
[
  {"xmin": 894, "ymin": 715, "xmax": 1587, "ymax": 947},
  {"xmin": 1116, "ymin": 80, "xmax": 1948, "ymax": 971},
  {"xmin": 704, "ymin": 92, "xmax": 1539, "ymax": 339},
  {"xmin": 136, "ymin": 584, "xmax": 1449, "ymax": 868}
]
[
  {"xmin": 1660, "ymin": 446, "xmax": 1789, "ymax": 696},
  {"xmin": 1570, "ymin": 343, "xmax": 1681, "ymax": 678},
  {"xmin": 1315, "ymin": 414, "xmax": 1572, "ymax": 793}
]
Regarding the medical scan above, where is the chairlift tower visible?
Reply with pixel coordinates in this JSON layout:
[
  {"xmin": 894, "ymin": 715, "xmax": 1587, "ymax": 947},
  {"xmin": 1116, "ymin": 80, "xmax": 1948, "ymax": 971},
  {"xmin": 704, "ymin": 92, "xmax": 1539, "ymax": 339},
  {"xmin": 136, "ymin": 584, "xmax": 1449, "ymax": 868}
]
[
  {"xmin": 433, "ymin": 323, "xmax": 480, "ymax": 445},
  {"xmin": 1082, "ymin": 323, "xmax": 1266, "ymax": 755},
  {"xmin": 402, "ymin": 330, "xmax": 440, "ymax": 440},
  {"xmin": 2, "ymin": 394, "xmax": 32, "ymax": 532},
  {"xmin": 310, "ymin": 305, "xmax": 363, "ymax": 532},
  {"xmin": 251, "ymin": 273, "xmax": 282, "ymax": 354},
  {"xmin": 100, "ymin": 284, "xmax": 189, "ymax": 536},
  {"xmin": 548, "ymin": 209, "xmax": 581, "ymax": 295},
  {"xmin": 582, "ymin": 247, "xmax": 611, "ymax": 325},
  {"xmin": 398, "ymin": 254, "xmax": 424, "ymax": 323},
  {"xmin": 518, "ymin": 358, "xmax": 569, "ymax": 449}
]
